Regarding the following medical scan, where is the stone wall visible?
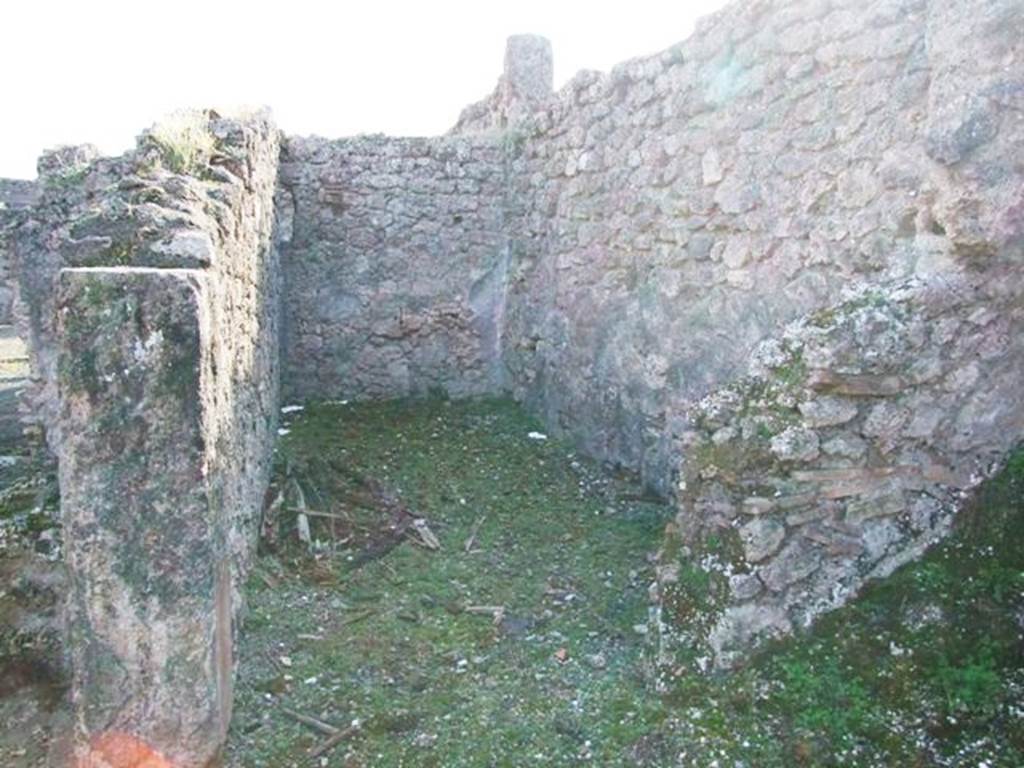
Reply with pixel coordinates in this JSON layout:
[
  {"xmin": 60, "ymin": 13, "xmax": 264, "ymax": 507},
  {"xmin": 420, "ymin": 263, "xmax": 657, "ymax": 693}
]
[
  {"xmin": 271, "ymin": 0, "xmax": 1023, "ymax": 670},
  {"xmin": 447, "ymin": 0, "xmax": 1024, "ymax": 669},
  {"xmin": 14, "ymin": 144, "xmax": 107, "ymax": 448},
  {"xmin": 14, "ymin": 111, "xmax": 281, "ymax": 766},
  {"xmin": 653, "ymin": 272, "xmax": 1024, "ymax": 675},
  {"xmin": 0, "ymin": 178, "xmax": 38, "ymax": 324},
  {"xmin": 278, "ymin": 135, "xmax": 510, "ymax": 401},
  {"xmin": 496, "ymin": 0, "xmax": 944, "ymax": 493},
  {"xmin": 642, "ymin": 0, "xmax": 1024, "ymax": 671},
  {"xmin": 0, "ymin": 178, "xmax": 38, "ymax": 208},
  {"xmin": 452, "ymin": 34, "xmax": 554, "ymax": 134}
]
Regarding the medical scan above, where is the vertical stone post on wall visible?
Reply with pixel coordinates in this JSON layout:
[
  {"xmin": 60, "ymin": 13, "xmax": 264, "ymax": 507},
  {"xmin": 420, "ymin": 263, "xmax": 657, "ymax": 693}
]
[
  {"xmin": 57, "ymin": 267, "xmax": 231, "ymax": 767},
  {"xmin": 450, "ymin": 34, "xmax": 553, "ymax": 133},
  {"xmin": 500, "ymin": 35, "xmax": 553, "ymax": 127},
  {"xmin": 504, "ymin": 34, "xmax": 553, "ymax": 101}
]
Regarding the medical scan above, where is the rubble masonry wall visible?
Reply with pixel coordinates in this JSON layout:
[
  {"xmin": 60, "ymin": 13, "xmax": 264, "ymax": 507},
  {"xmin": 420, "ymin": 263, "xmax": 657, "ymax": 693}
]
[
  {"xmin": 15, "ymin": 112, "xmax": 281, "ymax": 765},
  {"xmin": 277, "ymin": 135, "xmax": 510, "ymax": 402}
]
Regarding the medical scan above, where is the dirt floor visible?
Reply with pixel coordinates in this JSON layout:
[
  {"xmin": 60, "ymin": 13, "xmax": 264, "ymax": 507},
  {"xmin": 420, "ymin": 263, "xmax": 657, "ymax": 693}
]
[
  {"xmin": 224, "ymin": 398, "xmax": 1024, "ymax": 768},
  {"xmin": 225, "ymin": 398, "xmax": 671, "ymax": 768},
  {"xmin": 0, "ymin": 389, "xmax": 1022, "ymax": 767}
]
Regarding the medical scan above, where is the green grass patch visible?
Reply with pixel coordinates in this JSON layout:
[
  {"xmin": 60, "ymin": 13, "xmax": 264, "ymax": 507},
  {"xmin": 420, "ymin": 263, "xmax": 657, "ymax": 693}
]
[
  {"xmin": 225, "ymin": 401, "xmax": 1024, "ymax": 767},
  {"xmin": 227, "ymin": 397, "xmax": 672, "ymax": 766}
]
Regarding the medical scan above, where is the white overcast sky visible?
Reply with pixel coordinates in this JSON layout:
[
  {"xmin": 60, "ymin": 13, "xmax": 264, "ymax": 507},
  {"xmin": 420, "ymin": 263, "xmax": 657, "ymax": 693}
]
[{"xmin": 1, "ymin": 0, "xmax": 729, "ymax": 179}]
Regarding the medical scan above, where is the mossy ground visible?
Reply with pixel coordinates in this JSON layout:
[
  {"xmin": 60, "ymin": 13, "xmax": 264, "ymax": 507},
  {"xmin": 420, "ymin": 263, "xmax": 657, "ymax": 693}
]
[
  {"xmin": 661, "ymin": 447, "xmax": 1024, "ymax": 768},
  {"xmin": 0, "ymin": 394, "xmax": 1019, "ymax": 766},
  {"xmin": 226, "ymin": 397, "xmax": 670, "ymax": 767},
  {"xmin": 226, "ymin": 398, "xmax": 1024, "ymax": 767}
]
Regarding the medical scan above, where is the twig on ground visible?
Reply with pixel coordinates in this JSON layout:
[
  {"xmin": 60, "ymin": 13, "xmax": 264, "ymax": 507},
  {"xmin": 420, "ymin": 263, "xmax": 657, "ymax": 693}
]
[
  {"xmin": 260, "ymin": 486, "xmax": 284, "ymax": 546},
  {"xmin": 290, "ymin": 508, "xmax": 350, "ymax": 521},
  {"xmin": 464, "ymin": 515, "xmax": 486, "ymax": 552},
  {"xmin": 340, "ymin": 608, "xmax": 376, "ymax": 627},
  {"xmin": 465, "ymin": 604, "xmax": 506, "ymax": 625},
  {"xmin": 307, "ymin": 720, "xmax": 362, "ymax": 761},
  {"xmin": 290, "ymin": 478, "xmax": 312, "ymax": 548},
  {"xmin": 409, "ymin": 518, "xmax": 441, "ymax": 549},
  {"xmin": 282, "ymin": 707, "xmax": 340, "ymax": 736}
]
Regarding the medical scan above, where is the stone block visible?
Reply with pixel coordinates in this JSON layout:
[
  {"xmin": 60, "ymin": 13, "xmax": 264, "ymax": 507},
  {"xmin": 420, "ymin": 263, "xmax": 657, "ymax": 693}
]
[
  {"xmin": 845, "ymin": 490, "xmax": 906, "ymax": 524},
  {"xmin": 57, "ymin": 267, "xmax": 231, "ymax": 767},
  {"xmin": 739, "ymin": 517, "xmax": 785, "ymax": 563},
  {"xmin": 761, "ymin": 540, "xmax": 822, "ymax": 592},
  {"xmin": 770, "ymin": 426, "xmax": 821, "ymax": 463},
  {"xmin": 799, "ymin": 396, "xmax": 859, "ymax": 428},
  {"xmin": 808, "ymin": 370, "xmax": 905, "ymax": 396}
]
